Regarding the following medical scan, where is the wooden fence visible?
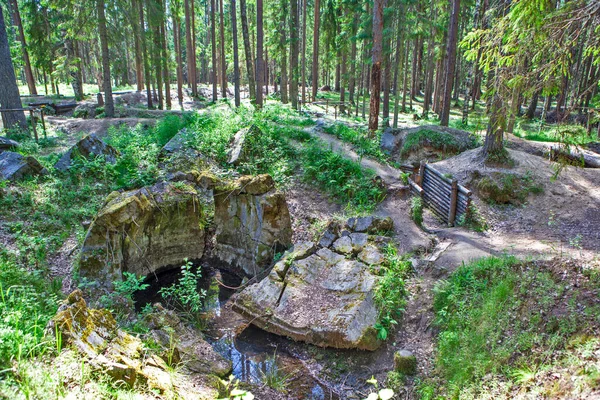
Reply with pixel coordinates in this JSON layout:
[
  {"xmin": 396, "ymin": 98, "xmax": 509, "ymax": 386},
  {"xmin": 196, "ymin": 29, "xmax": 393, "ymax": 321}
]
[{"xmin": 410, "ymin": 162, "xmax": 472, "ymax": 226}]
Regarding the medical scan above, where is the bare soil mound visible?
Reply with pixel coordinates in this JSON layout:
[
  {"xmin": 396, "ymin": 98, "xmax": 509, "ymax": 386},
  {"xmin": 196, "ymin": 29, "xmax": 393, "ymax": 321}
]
[{"xmin": 433, "ymin": 147, "xmax": 600, "ymax": 251}]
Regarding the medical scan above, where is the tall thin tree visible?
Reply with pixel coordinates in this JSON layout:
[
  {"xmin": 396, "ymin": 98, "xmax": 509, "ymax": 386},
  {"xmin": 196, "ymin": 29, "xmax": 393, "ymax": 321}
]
[
  {"xmin": 369, "ymin": 0, "xmax": 384, "ymax": 133},
  {"xmin": 239, "ymin": 0, "xmax": 255, "ymax": 102},
  {"xmin": 256, "ymin": 0, "xmax": 264, "ymax": 108},
  {"xmin": 97, "ymin": 0, "xmax": 114, "ymax": 117},
  {"xmin": 231, "ymin": 0, "xmax": 240, "ymax": 106},
  {"xmin": 8, "ymin": 0, "xmax": 37, "ymax": 95},
  {"xmin": 311, "ymin": 0, "xmax": 320, "ymax": 101},
  {"xmin": 440, "ymin": 0, "xmax": 460, "ymax": 126},
  {"xmin": 0, "ymin": 5, "xmax": 27, "ymax": 131}
]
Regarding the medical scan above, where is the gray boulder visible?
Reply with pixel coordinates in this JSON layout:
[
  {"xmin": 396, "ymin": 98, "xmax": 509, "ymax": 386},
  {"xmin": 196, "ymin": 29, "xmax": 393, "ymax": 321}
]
[
  {"xmin": 227, "ymin": 125, "xmax": 262, "ymax": 165},
  {"xmin": 54, "ymin": 134, "xmax": 118, "ymax": 171},
  {"xmin": 213, "ymin": 174, "xmax": 293, "ymax": 277},
  {"xmin": 0, "ymin": 136, "xmax": 19, "ymax": 153},
  {"xmin": 0, "ymin": 151, "xmax": 46, "ymax": 182},
  {"xmin": 234, "ymin": 244, "xmax": 381, "ymax": 350}
]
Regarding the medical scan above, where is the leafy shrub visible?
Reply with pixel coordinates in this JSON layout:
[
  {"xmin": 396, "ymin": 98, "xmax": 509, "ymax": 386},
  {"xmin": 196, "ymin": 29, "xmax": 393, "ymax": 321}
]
[
  {"xmin": 373, "ymin": 244, "xmax": 412, "ymax": 340},
  {"xmin": 159, "ymin": 260, "xmax": 206, "ymax": 325},
  {"xmin": 324, "ymin": 122, "xmax": 388, "ymax": 161}
]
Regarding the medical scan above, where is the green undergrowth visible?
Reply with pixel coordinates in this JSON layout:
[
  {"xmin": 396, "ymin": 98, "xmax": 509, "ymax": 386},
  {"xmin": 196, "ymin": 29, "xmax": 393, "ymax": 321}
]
[
  {"xmin": 401, "ymin": 129, "xmax": 475, "ymax": 158},
  {"xmin": 419, "ymin": 256, "xmax": 600, "ymax": 399},
  {"xmin": 473, "ymin": 170, "xmax": 543, "ymax": 206},
  {"xmin": 302, "ymin": 142, "xmax": 385, "ymax": 213},
  {"xmin": 514, "ymin": 121, "xmax": 598, "ymax": 145},
  {"xmin": 0, "ymin": 252, "xmax": 61, "ymax": 373},
  {"xmin": 323, "ymin": 122, "xmax": 388, "ymax": 161},
  {"xmin": 0, "ymin": 116, "xmax": 186, "ymax": 266},
  {"xmin": 372, "ymin": 244, "xmax": 413, "ymax": 340}
]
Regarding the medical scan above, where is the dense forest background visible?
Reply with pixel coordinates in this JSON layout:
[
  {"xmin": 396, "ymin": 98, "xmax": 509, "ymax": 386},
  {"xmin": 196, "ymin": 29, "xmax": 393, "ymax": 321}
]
[{"xmin": 2, "ymin": 0, "xmax": 600, "ymax": 150}]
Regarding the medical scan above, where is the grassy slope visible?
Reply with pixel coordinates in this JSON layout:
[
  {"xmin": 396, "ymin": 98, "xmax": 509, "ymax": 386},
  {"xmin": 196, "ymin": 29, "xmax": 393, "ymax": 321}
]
[{"xmin": 420, "ymin": 256, "xmax": 600, "ymax": 399}]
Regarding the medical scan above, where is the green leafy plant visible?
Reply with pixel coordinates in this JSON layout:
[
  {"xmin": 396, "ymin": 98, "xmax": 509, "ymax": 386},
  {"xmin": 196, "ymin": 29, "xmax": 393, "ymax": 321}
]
[
  {"xmin": 159, "ymin": 260, "xmax": 206, "ymax": 325},
  {"xmin": 217, "ymin": 375, "xmax": 254, "ymax": 400},
  {"xmin": 373, "ymin": 244, "xmax": 412, "ymax": 340}
]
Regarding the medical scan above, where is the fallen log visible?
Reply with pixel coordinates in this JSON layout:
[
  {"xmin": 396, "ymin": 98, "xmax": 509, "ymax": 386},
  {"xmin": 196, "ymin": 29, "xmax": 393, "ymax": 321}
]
[{"xmin": 550, "ymin": 146, "xmax": 600, "ymax": 168}]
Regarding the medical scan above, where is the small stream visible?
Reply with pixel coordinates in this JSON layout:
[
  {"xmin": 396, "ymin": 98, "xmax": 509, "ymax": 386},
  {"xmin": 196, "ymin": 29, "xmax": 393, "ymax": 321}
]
[{"xmin": 134, "ymin": 265, "xmax": 339, "ymax": 399}]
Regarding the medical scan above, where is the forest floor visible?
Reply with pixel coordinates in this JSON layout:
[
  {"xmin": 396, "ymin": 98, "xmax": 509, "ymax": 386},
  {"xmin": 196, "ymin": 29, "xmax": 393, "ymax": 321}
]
[{"xmin": 2, "ymin": 91, "xmax": 600, "ymax": 399}]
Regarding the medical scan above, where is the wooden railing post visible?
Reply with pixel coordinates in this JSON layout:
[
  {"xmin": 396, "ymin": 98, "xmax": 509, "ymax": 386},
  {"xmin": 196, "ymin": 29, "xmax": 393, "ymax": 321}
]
[
  {"xmin": 29, "ymin": 109, "xmax": 38, "ymax": 142},
  {"xmin": 418, "ymin": 161, "xmax": 426, "ymax": 185},
  {"xmin": 449, "ymin": 179, "xmax": 458, "ymax": 226}
]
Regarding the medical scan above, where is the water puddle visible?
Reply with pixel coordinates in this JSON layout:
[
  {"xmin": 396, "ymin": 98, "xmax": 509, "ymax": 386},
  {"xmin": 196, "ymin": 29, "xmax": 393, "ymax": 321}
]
[{"xmin": 134, "ymin": 266, "xmax": 339, "ymax": 399}]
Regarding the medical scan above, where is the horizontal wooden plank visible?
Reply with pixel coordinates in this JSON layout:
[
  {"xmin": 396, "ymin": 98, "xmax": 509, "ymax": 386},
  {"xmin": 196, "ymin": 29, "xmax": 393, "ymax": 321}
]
[
  {"xmin": 422, "ymin": 177, "xmax": 452, "ymax": 196},
  {"xmin": 425, "ymin": 164, "xmax": 453, "ymax": 184},
  {"xmin": 424, "ymin": 170, "xmax": 453, "ymax": 192}
]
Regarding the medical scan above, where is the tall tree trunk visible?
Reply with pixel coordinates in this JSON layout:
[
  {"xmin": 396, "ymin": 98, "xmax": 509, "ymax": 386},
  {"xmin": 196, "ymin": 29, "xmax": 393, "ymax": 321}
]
[
  {"xmin": 174, "ymin": 9, "xmax": 184, "ymax": 105},
  {"xmin": 410, "ymin": 38, "xmax": 419, "ymax": 99},
  {"xmin": 348, "ymin": 11, "xmax": 358, "ymax": 105},
  {"xmin": 161, "ymin": 8, "xmax": 171, "ymax": 110},
  {"xmin": 440, "ymin": 0, "xmax": 460, "ymax": 126},
  {"xmin": 311, "ymin": 0, "xmax": 320, "ymax": 101},
  {"xmin": 140, "ymin": 0, "xmax": 153, "ymax": 108},
  {"xmin": 9, "ymin": 0, "xmax": 37, "ymax": 95},
  {"xmin": 66, "ymin": 38, "xmax": 84, "ymax": 101},
  {"xmin": 239, "ymin": 0, "xmax": 256, "ymax": 102},
  {"xmin": 289, "ymin": 0, "xmax": 299, "ymax": 110},
  {"xmin": 483, "ymin": 93, "xmax": 505, "ymax": 155},
  {"xmin": 0, "ymin": 5, "xmax": 27, "ymax": 131},
  {"xmin": 301, "ymin": 0, "xmax": 307, "ymax": 106},
  {"xmin": 231, "ymin": 0, "xmax": 241, "ymax": 106},
  {"xmin": 210, "ymin": 0, "xmax": 218, "ymax": 101},
  {"xmin": 97, "ymin": 0, "xmax": 114, "ymax": 117},
  {"xmin": 185, "ymin": 0, "xmax": 197, "ymax": 96},
  {"xmin": 256, "ymin": 0, "xmax": 264, "ymax": 108},
  {"xmin": 369, "ymin": 0, "xmax": 384, "ymax": 134},
  {"xmin": 133, "ymin": 0, "xmax": 144, "ymax": 91},
  {"xmin": 392, "ymin": 12, "xmax": 404, "ymax": 128},
  {"xmin": 279, "ymin": 0, "xmax": 288, "ymax": 104},
  {"xmin": 219, "ymin": 0, "xmax": 227, "ymax": 98},
  {"xmin": 402, "ymin": 39, "xmax": 409, "ymax": 112},
  {"xmin": 525, "ymin": 90, "xmax": 539, "ymax": 120}
]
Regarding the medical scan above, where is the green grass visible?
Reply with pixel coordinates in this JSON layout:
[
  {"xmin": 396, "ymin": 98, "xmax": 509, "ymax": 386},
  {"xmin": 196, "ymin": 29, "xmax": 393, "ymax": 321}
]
[
  {"xmin": 514, "ymin": 120, "xmax": 598, "ymax": 145},
  {"xmin": 302, "ymin": 141, "xmax": 385, "ymax": 213},
  {"xmin": 0, "ymin": 252, "xmax": 61, "ymax": 371},
  {"xmin": 401, "ymin": 128, "xmax": 476, "ymax": 158},
  {"xmin": 323, "ymin": 122, "xmax": 389, "ymax": 161},
  {"xmin": 420, "ymin": 256, "xmax": 600, "ymax": 399},
  {"xmin": 474, "ymin": 171, "xmax": 544, "ymax": 205}
]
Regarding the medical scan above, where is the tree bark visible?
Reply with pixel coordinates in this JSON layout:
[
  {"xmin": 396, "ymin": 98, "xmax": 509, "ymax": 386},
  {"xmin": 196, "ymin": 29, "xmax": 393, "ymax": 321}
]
[
  {"xmin": 161, "ymin": 7, "xmax": 171, "ymax": 110},
  {"xmin": 184, "ymin": 0, "xmax": 197, "ymax": 96},
  {"xmin": 174, "ymin": 9, "xmax": 184, "ymax": 105},
  {"xmin": 256, "ymin": 0, "xmax": 264, "ymax": 108},
  {"xmin": 0, "ymin": 5, "xmax": 27, "ymax": 131},
  {"xmin": 210, "ymin": 0, "xmax": 218, "ymax": 101},
  {"xmin": 369, "ymin": 0, "xmax": 384, "ymax": 134},
  {"xmin": 483, "ymin": 93, "xmax": 505, "ymax": 155},
  {"xmin": 279, "ymin": 0, "xmax": 289, "ymax": 104},
  {"xmin": 301, "ymin": 0, "xmax": 307, "ymax": 106},
  {"xmin": 239, "ymin": 0, "xmax": 255, "ymax": 102},
  {"xmin": 9, "ymin": 0, "xmax": 37, "ymax": 95},
  {"xmin": 139, "ymin": 0, "xmax": 153, "ymax": 108},
  {"xmin": 219, "ymin": 0, "xmax": 227, "ymax": 97},
  {"xmin": 289, "ymin": 0, "xmax": 299, "ymax": 110},
  {"xmin": 97, "ymin": 0, "xmax": 114, "ymax": 117},
  {"xmin": 133, "ymin": 0, "xmax": 144, "ymax": 91},
  {"xmin": 311, "ymin": 0, "xmax": 320, "ymax": 101},
  {"xmin": 231, "ymin": 0, "xmax": 241, "ymax": 106},
  {"xmin": 440, "ymin": 0, "xmax": 460, "ymax": 126}
]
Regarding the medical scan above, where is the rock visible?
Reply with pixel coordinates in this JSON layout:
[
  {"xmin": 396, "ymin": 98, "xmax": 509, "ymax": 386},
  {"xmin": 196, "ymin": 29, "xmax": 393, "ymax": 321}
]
[
  {"xmin": 72, "ymin": 103, "xmax": 98, "ymax": 119},
  {"xmin": 394, "ymin": 350, "xmax": 417, "ymax": 375},
  {"xmin": 233, "ymin": 246, "xmax": 381, "ymax": 350},
  {"xmin": 347, "ymin": 216, "xmax": 393, "ymax": 233},
  {"xmin": 318, "ymin": 229, "xmax": 338, "ymax": 248},
  {"xmin": 54, "ymin": 134, "xmax": 119, "ymax": 171},
  {"xmin": 349, "ymin": 233, "xmax": 368, "ymax": 253},
  {"xmin": 0, "ymin": 136, "xmax": 19, "ymax": 153},
  {"xmin": 78, "ymin": 181, "xmax": 208, "ymax": 289},
  {"xmin": 227, "ymin": 125, "xmax": 262, "ymax": 165},
  {"xmin": 47, "ymin": 290, "xmax": 219, "ymax": 397},
  {"xmin": 0, "ymin": 151, "xmax": 46, "ymax": 182},
  {"xmin": 213, "ymin": 174, "xmax": 292, "ymax": 277},
  {"xmin": 332, "ymin": 236, "xmax": 353, "ymax": 254},
  {"xmin": 159, "ymin": 128, "xmax": 211, "ymax": 175},
  {"xmin": 358, "ymin": 245, "xmax": 385, "ymax": 266},
  {"xmin": 145, "ymin": 305, "xmax": 231, "ymax": 377}
]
